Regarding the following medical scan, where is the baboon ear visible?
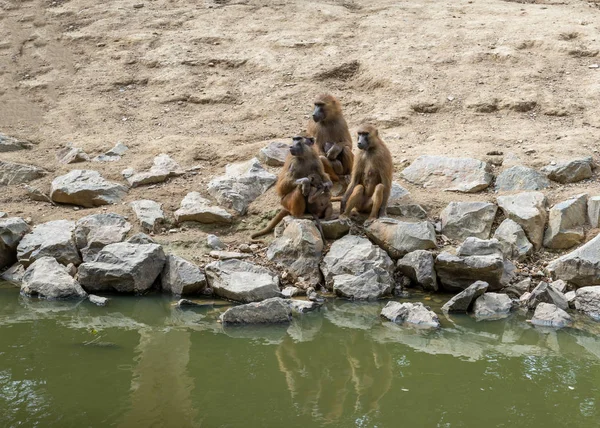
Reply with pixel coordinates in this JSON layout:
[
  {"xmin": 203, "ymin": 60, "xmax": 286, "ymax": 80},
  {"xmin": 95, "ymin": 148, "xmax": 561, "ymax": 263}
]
[{"xmin": 305, "ymin": 137, "xmax": 315, "ymax": 146}]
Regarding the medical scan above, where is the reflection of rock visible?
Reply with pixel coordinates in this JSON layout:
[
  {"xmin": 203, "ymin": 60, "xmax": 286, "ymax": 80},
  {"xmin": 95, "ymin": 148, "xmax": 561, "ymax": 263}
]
[
  {"xmin": 324, "ymin": 301, "xmax": 384, "ymax": 330},
  {"xmin": 286, "ymin": 314, "xmax": 323, "ymax": 342},
  {"xmin": 472, "ymin": 293, "xmax": 513, "ymax": 320}
]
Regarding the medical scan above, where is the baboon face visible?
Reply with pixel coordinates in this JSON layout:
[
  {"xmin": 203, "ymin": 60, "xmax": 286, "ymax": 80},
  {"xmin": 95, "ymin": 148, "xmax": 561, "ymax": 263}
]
[
  {"xmin": 357, "ymin": 125, "xmax": 378, "ymax": 150},
  {"xmin": 312, "ymin": 94, "xmax": 338, "ymax": 123},
  {"xmin": 312, "ymin": 102, "xmax": 326, "ymax": 123},
  {"xmin": 290, "ymin": 136, "xmax": 314, "ymax": 156}
]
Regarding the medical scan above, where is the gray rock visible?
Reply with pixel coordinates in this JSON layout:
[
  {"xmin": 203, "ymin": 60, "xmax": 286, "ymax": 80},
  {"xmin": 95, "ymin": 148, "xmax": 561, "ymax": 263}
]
[
  {"xmin": 547, "ymin": 233, "xmax": 600, "ymax": 286},
  {"xmin": 208, "ymin": 157, "xmax": 277, "ymax": 215},
  {"xmin": 493, "ymin": 218, "xmax": 533, "ymax": 261},
  {"xmin": 74, "ymin": 213, "xmax": 132, "ymax": 262},
  {"xmin": 400, "ymin": 155, "xmax": 492, "ymax": 193},
  {"xmin": 530, "ymin": 303, "xmax": 572, "ymax": 328},
  {"xmin": 524, "ymin": 281, "xmax": 568, "ymax": 310},
  {"xmin": 50, "ymin": 170, "xmax": 128, "ymax": 207},
  {"xmin": 397, "ymin": 250, "xmax": 438, "ymax": 291},
  {"xmin": 0, "ymin": 263, "xmax": 25, "ymax": 285},
  {"xmin": 258, "ymin": 141, "xmax": 289, "ymax": 166},
  {"xmin": 543, "ymin": 194, "xmax": 587, "ymax": 249},
  {"xmin": 365, "ymin": 218, "xmax": 436, "ymax": 259},
  {"xmin": 0, "ymin": 212, "xmax": 6, "ymax": 218},
  {"xmin": 542, "ymin": 157, "xmax": 594, "ymax": 184},
  {"xmin": 320, "ymin": 217, "xmax": 351, "ymax": 240},
  {"xmin": 565, "ymin": 290, "xmax": 576, "ymax": 309},
  {"xmin": 333, "ymin": 270, "xmax": 392, "ymax": 300},
  {"xmin": 0, "ymin": 160, "xmax": 46, "ymax": 185},
  {"xmin": 267, "ymin": 219, "xmax": 323, "ymax": 288},
  {"xmin": 442, "ymin": 280, "xmax": 489, "ymax": 313},
  {"xmin": 574, "ymin": 286, "xmax": 600, "ymax": 320},
  {"xmin": 380, "ymin": 301, "xmax": 440, "ymax": 328},
  {"xmin": 281, "ymin": 286, "xmax": 300, "ymax": 298},
  {"xmin": 473, "ymin": 293, "xmax": 513, "ymax": 320},
  {"xmin": 207, "ymin": 234, "xmax": 225, "ymax": 250},
  {"xmin": 392, "ymin": 204, "xmax": 428, "ymax": 219},
  {"xmin": 440, "ymin": 201, "xmax": 497, "ymax": 241},
  {"xmin": 77, "ymin": 242, "xmax": 166, "ymax": 293},
  {"xmin": 17, "ymin": 220, "xmax": 81, "ymax": 267},
  {"xmin": 435, "ymin": 251, "xmax": 509, "ymax": 292},
  {"xmin": 127, "ymin": 233, "xmax": 156, "ymax": 244},
  {"xmin": 125, "ymin": 153, "xmax": 183, "ymax": 187},
  {"xmin": 56, "ymin": 146, "xmax": 90, "ymax": 164},
  {"xmin": 161, "ymin": 254, "xmax": 206, "ymax": 295},
  {"xmin": 497, "ymin": 192, "xmax": 547, "ymax": 250},
  {"xmin": 220, "ymin": 297, "xmax": 292, "ymax": 324},
  {"xmin": 0, "ymin": 217, "xmax": 31, "ymax": 269},
  {"xmin": 209, "ymin": 251, "xmax": 252, "ymax": 260},
  {"xmin": 24, "ymin": 185, "xmax": 54, "ymax": 204},
  {"xmin": 89, "ymin": 294, "xmax": 109, "ymax": 306},
  {"xmin": 495, "ymin": 165, "xmax": 550, "ymax": 192},
  {"xmin": 503, "ymin": 277, "xmax": 531, "ymax": 298},
  {"xmin": 551, "ymin": 279, "xmax": 567, "ymax": 293},
  {"xmin": 320, "ymin": 235, "xmax": 395, "ymax": 291},
  {"xmin": 386, "ymin": 182, "xmax": 411, "ymax": 214},
  {"xmin": 174, "ymin": 192, "xmax": 233, "ymax": 224},
  {"xmin": 287, "ymin": 299, "xmax": 322, "ymax": 314},
  {"xmin": 0, "ymin": 132, "xmax": 33, "ymax": 152},
  {"xmin": 456, "ymin": 237, "xmax": 503, "ymax": 257},
  {"xmin": 106, "ymin": 142, "xmax": 128, "ymax": 156},
  {"xmin": 21, "ymin": 257, "xmax": 87, "ymax": 299},
  {"xmin": 205, "ymin": 259, "xmax": 280, "ymax": 303},
  {"xmin": 588, "ymin": 196, "xmax": 600, "ymax": 228},
  {"xmin": 129, "ymin": 200, "xmax": 164, "ymax": 233}
]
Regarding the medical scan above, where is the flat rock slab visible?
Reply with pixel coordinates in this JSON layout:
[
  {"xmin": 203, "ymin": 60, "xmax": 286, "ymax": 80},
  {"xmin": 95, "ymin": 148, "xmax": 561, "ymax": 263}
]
[
  {"xmin": 542, "ymin": 157, "xmax": 594, "ymax": 184},
  {"xmin": 21, "ymin": 257, "xmax": 87, "ymax": 299},
  {"xmin": 50, "ymin": 170, "xmax": 128, "ymax": 207},
  {"xmin": 365, "ymin": 218, "xmax": 436, "ymax": 259},
  {"xmin": 400, "ymin": 155, "xmax": 492, "ymax": 193},
  {"xmin": 497, "ymin": 192, "xmax": 547, "ymax": 250},
  {"xmin": 161, "ymin": 254, "xmax": 206, "ymax": 295},
  {"xmin": 258, "ymin": 141, "xmax": 289, "ymax": 166},
  {"xmin": 547, "ymin": 234, "xmax": 600, "ymax": 287},
  {"xmin": 124, "ymin": 153, "xmax": 183, "ymax": 187},
  {"xmin": 530, "ymin": 303, "xmax": 572, "ymax": 328},
  {"xmin": 380, "ymin": 301, "xmax": 440, "ymax": 328},
  {"xmin": 442, "ymin": 280, "xmax": 489, "ymax": 313},
  {"xmin": 0, "ymin": 217, "xmax": 31, "ymax": 269},
  {"xmin": 74, "ymin": 213, "xmax": 132, "ymax": 262},
  {"xmin": 0, "ymin": 132, "xmax": 33, "ymax": 152},
  {"xmin": 495, "ymin": 165, "xmax": 550, "ymax": 192},
  {"xmin": 208, "ymin": 157, "xmax": 277, "ymax": 215},
  {"xmin": 205, "ymin": 259, "xmax": 280, "ymax": 303},
  {"xmin": 543, "ymin": 194, "xmax": 587, "ymax": 250},
  {"xmin": 440, "ymin": 201, "xmax": 497, "ymax": 241},
  {"xmin": 129, "ymin": 200, "xmax": 165, "ymax": 233},
  {"xmin": 17, "ymin": 220, "xmax": 81, "ymax": 267},
  {"xmin": 0, "ymin": 160, "xmax": 46, "ymax": 185},
  {"xmin": 174, "ymin": 192, "xmax": 233, "ymax": 224},
  {"xmin": 220, "ymin": 297, "xmax": 292, "ymax": 324}
]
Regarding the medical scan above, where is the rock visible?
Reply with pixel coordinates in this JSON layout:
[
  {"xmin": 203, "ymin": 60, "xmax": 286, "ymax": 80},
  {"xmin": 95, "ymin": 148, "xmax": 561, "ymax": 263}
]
[
  {"xmin": 380, "ymin": 301, "xmax": 440, "ymax": 328},
  {"xmin": 542, "ymin": 157, "xmax": 594, "ymax": 184},
  {"xmin": 473, "ymin": 293, "xmax": 513, "ymax": 320},
  {"xmin": 435, "ymin": 252, "xmax": 509, "ymax": 291},
  {"xmin": 77, "ymin": 242, "xmax": 166, "ymax": 293},
  {"xmin": 208, "ymin": 158, "xmax": 277, "ymax": 215},
  {"xmin": 396, "ymin": 250, "xmax": 438, "ymax": 291},
  {"xmin": 161, "ymin": 254, "xmax": 206, "ymax": 295},
  {"xmin": 320, "ymin": 217, "xmax": 351, "ymax": 240},
  {"xmin": 239, "ymin": 244, "xmax": 252, "ymax": 253},
  {"xmin": 205, "ymin": 259, "xmax": 280, "ymax": 303},
  {"xmin": 129, "ymin": 200, "xmax": 164, "ymax": 233},
  {"xmin": 493, "ymin": 219, "xmax": 533, "ymax": 261},
  {"xmin": 258, "ymin": 141, "xmax": 289, "ymax": 166},
  {"xmin": 56, "ymin": 146, "xmax": 90, "ymax": 164},
  {"xmin": 281, "ymin": 286, "xmax": 300, "ymax": 298},
  {"xmin": 50, "ymin": 170, "xmax": 128, "ymax": 207},
  {"xmin": 440, "ymin": 202, "xmax": 497, "ymax": 241},
  {"xmin": 0, "ymin": 132, "xmax": 33, "ymax": 152},
  {"xmin": 333, "ymin": 270, "xmax": 393, "ymax": 300},
  {"xmin": 574, "ymin": 286, "xmax": 600, "ymax": 320},
  {"xmin": 66, "ymin": 263, "xmax": 77, "ymax": 277},
  {"xmin": 21, "ymin": 257, "xmax": 87, "ymax": 299},
  {"xmin": 124, "ymin": 153, "xmax": 183, "ymax": 187},
  {"xmin": 24, "ymin": 185, "xmax": 54, "ymax": 204},
  {"xmin": 588, "ymin": 196, "xmax": 600, "ymax": 228},
  {"xmin": 320, "ymin": 235, "xmax": 395, "ymax": 292},
  {"xmin": 0, "ymin": 217, "xmax": 31, "ymax": 269},
  {"xmin": 503, "ymin": 277, "xmax": 531, "ymax": 298},
  {"xmin": 287, "ymin": 299, "xmax": 321, "ymax": 314},
  {"xmin": 207, "ymin": 234, "xmax": 225, "ymax": 250},
  {"xmin": 17, "ymin": 220, "xmax": 81, "ymax": 267},
  {"xmin": 495, "ymin": 165, "xmax": 550, "ymax": 192},
  {"xmin": 174, "ymin": 192, "xmax": 233, "ymax": 224},
  {"xmin": 456, "ymin": 237, "xmax": 503, "ymax": 257},
  {"xmin": 497, "ymin": 192, "xmax": 547, "ymax": 250},
  {"xmin": 127, "ymin": 233, "xmax": 156, "ymax": 244},
  {"xmin": 547, "ymin": 234, "xmax": 600, "ymax": 286},
  {"xmin": 220, "ymin": 297, "xmax": 292, "ymax": 324},
  {"xmin": 89, "ymin": 294, "xmax": 109, "ymax": 306},
  {"xmin": 441, "ymin": 281, "xmax": 489, "ymax": 313},
  {"xmin": 530, "ymin": 303, "xmax": 572, "ymax": 328},
  {"xmin": 209, "ymin": 251, "xmax": 252, "ymax": 260},
  {"xmin": 0, "ymin": 212, "xmax": 5, "ymax": 218},
  {"xmin": 524, "ymin": 281, "xmax": 568, "ymax": 310},
  {"xmin": 0, "ymin": 263, "xmax": 25, "ymax": 285},
  {"xmin": 543, "ymin": 194, "xmax": 587, "ymax": 249},
  {"xmin": 267, "ymin": 219, "xmax": 323, "ymax": 288},
  {"xmin": 74, "ymin": 213, "xmax": 132, "ymax": 262},
  {"xmin": 106, "ymin": 142, "xmax": 128, "ymax": 156},
  {"xmin": 565, "ymin": 290, "xmax": 576, "ymax": 308},
  {"xmin": 365, "ymin": 218, "xmax": 436, "ymax": 259},
  {"xmin": 400, "ymin": 155, "xmax": 492, "ymax": 193},
  {"xmin": 551, "ymin": 279, "xmax": 567, "ymax": 293},
  {"xmin": 393, "ymin": 204, "xmax": 428, "ymax": 219},
  {"xmin": 386, "ymin": 182, "xmax": 411, "ymax": 214},
  {"xmin": 0, "ymin": 160, "xmax": 46, "ymax": 185}
]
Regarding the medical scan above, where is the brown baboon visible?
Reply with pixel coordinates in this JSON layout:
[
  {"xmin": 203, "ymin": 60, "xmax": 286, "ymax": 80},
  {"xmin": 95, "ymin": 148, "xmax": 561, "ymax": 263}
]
[
  {"xmin": 307, "ymin": 94, "xmax": 354, "ymax": 182},
  {"xmin": 341, "ymin": 124, "xmax": 393, "ymax": 221},
  {"xmin": 251, "ymin": 137, "xmax": 332, "ymax": 239}
]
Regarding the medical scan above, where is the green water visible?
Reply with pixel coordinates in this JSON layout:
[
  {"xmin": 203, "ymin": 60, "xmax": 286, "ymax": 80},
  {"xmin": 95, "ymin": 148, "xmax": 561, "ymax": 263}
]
[{"xmin": 2, "ymin": 284, "xmax": 600, "ymax": 428}]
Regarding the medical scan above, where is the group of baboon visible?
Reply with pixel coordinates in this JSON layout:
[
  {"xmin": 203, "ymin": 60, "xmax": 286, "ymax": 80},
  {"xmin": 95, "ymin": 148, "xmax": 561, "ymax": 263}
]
[{"xmin": 252, "ymin": 94, "xmax": 393, "ymax": 239}]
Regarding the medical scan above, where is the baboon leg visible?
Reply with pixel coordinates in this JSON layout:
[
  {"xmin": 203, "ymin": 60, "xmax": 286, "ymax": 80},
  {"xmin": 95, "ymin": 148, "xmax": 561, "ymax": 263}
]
[
  {"xmin": 340, "ymin": 146, "xmax": 354, "ymax": 176},
  {"xmin": 282, "ymin": 187, "xmax": 306, "ymax": 217},
  {"xmin": 331, "ymin": 160, "xmax": 344, "ymax": 176},
  {"xmin": 343, "ymin": 184, "xmax": 365, "ymax": 216},
  {"xmin": 323, "ymin": 204, "xmax": 335, "ymax": 220},
  {"xmin": 320, "ymin": 155, "xmax": 340, "ymax": 182},
  {"xmin": 369, "ymin": 184, "xmax": 385, "ymax": 220}
]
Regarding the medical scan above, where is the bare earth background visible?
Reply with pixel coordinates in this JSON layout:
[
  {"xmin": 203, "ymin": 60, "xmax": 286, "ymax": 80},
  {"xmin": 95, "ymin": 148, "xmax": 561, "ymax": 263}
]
[{"xmin": 1, "ymin": 0, "xmax": 600, "ymax": 262}]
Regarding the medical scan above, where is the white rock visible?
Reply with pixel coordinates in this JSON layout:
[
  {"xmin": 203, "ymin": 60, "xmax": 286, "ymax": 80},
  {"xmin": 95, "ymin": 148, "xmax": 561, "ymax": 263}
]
[
  {"xmin": 174, "ymin": 192, "xmax": 233, "ymax": 224},
  {"xmin": 74, "ymin": 213, "xmax": 132, "ymax": 262},
  {"xmin": 205, "ymin": 259, "xmax": 280, "ymax": 303},
  {"xmin": 587, "ymin": 196, "xmax": 600, "ymax": 228},
  {"xmin": 495, "ymin": 165, "xmax": 550, "ymax": 192},
  {"xmin": 380, "ymin": 301, "xmax": 440, "ymax": 328}
]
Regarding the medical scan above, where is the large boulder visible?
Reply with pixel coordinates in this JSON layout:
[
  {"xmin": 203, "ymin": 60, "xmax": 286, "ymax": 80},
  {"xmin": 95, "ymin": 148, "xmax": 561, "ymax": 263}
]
[
  {"xmin": 74, "ymin": 213, "xmax": 132, "ymax": 262},
  {"xmin": 161, "ymin": 254, "xmax": 206, "ymax": 295},
  {"xmin": 21, "ymin": 257, "xmax": 87, "ymax": 299},
  {"xmin": 400, "ymin": 155, "xmax": 492, "ymax": 193},
  {"xmin": 0, "ymin": 132, "xmax": 33, "ymax": 152},
  {"xmin": 77, "ymin": 242, "xmax": 166, "ymax": 293},
  {"xmin": 497, "ymin": 191, "xmax": 547, "ymax": 250},
  {"xmin": 208, "ymin": 158, "xmax": 277, "ymax": 215},
  {"xmin": 0, "ymin": 160, "xmax": 46, "ymax": 185},
  {"xmin": 574, "ymin": 286, "xmax": 600, "ymax": 320},
  {"xmin": 205, "ymin": 259, "xmax": 280, "ymax": 303},
  {"xmin": 365, "ymin": 218, "xmax": 436, "ymax": 259},
  {"xmin": 17, "ymin": 220, "xmax": 81, "ymax": 267},
  {"xmin": 530, "ymin": 303, "xmax": 572, "ymax": 328},
  {"xmin": 266, "ymin": 219, "xmax": 323, "ymax": 288},
  {"xmin": 396, "ymin": 250, "xmax": 438, "ymax": 291},
  {"xmin": 456, "ymin": 237, "xmax": 503, "ymax": 257},
  {"xmin": 435, "ymin": 251, "xmax": 509, "ymax": 292},
  {"xmin": 380, "ymin": 301, "xmax": 440, "ymax": 328},
  {"xmin": 258, "ymin": 141, "xmax": 289, "ymax": 166},
  {"xmin": 542, "ymin": 157, "xmax": 594, "ymax": 184},
  {"xmin": 543, "ymin": 194, "xmax": 587, "ymax": 249},
  {"xmin": 547, "ymin": 234, "xmax": 600, "ymax": 286},
  {"xmin": 495, "ymin": 165, "xmax": 550, "ymax": 192},
  {"xmin": 123, "ymin": 154, "xmax": 183, "ymax": 187},
  {"xmin": 441, "ymin": 280, "xmax": 489, "ymax": 313},
  {"xmin": 220, "ymin": 297, "xmax": 292, "ymax": 324},
  {"xmin": 523, "ymin": 281, "xmax": 568, "ymax": 310},
  {"xmin": 50, "ymin": 170, "xmax": 128, "ymax": 207},
  {"xmin": 493, "ymin": 218, "xmax": 533, "ymax": 261},
  {"xmin": 588, "ymin": 196, "xmax": 600, "ymax": 228},
  {"xmin": 473, "ymin": 293, "xmax": 513, "ymax": 320},
  {"xmin": 440, "ymin": 201, "xmax": 497, "ymax": 241},
  {"xmin": 0, "ymin": 217, "xmax": 30, "ymax": 269},
  {"xmin": 174, "ymin": 192, "xmax": 233, "ymax": 224},
  {"xmin": 129, "ymin": 199, "xmax": 165, "ymax": 233}
]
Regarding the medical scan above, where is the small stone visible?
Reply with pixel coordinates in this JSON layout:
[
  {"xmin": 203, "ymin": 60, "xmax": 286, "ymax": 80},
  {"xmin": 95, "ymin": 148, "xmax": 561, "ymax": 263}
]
[
  {"xmin": 0, "ymin": 132, "xmax": 33, "ymax": 152},
  {"xmin": 281, "ymin": 286, "xmax": 300, "ymax": 298},
  {"xmin": 207, "ymin": 234, "xmax": 225, "ymax": 250},
  {"xmin": 493, "ymin": 219, "xmax": 533, "ymax": 261},
  {"xmin": 503, "ymin": 277, "xmax": 531, "ymax": 298},
  {"xmin": 456, "ymin": 237, "xmax": 503, "ymax": 257},
  {"xmin": 587, "ymin": 196, "xmax": 600, "ymax": 228},
  {"xmin": 129, "ymin": 200, "xmax": 165, "ymax": 233},
  {"xmin": 525, "ymin": 281, "xmax": 568, "ymax": 310},
  {"xmin": 238, "ymin": 244, "xmax": 252, "ymax": 253},
  {"xmin": 287, "ymin": 299, "xmax": 321, "ymax": 314},
  {"xmin": 56, "ymin": 146, "xmax": 90, "ymax": 164},
  {"xmin": 320, "ymin": 217, "xmax": 351, "ymax": 240},
  {"xmin": 209, "ymin": 251, "xmax": 251, "ymax": 260},
  {"xmin": 124, "ymin": 154, "xmax": 183, "ymax": 187},
  {"xmin": 175, "ymin": 192, "xmax": 233, "ymax": 224},
  {"xmin": 50, "ymin": 170, "xmax": 127, "ymax": 207},
  {"xmin": 542, "ymin": 157, "xmax": 594, "ymax": 184},
  {"xmin": 205, "ymin": 259, "xmax": 280, "ymax": 303},
  {"xmin": 442, "ymin": 280, "xmax": 489, "ymax": 313},
  {"xmin": 89, "ymin": 294, "xmax": 109, "ymax": 306},
  {"xmin": 0, "ymin": 160, "xmax": 46, "ymax": 185}
]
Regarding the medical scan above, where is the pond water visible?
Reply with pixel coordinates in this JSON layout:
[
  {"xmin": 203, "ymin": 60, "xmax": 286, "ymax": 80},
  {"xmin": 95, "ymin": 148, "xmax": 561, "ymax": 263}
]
[{"xmin": 1, "ymin": 283, "xmax": 600, "ymax": 428}]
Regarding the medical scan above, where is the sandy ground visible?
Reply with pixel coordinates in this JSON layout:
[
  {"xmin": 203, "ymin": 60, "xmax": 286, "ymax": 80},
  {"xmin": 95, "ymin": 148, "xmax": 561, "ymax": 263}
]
[{"xmin": 1, "ymin": 0, "xmax": 600, "ymax": 262}]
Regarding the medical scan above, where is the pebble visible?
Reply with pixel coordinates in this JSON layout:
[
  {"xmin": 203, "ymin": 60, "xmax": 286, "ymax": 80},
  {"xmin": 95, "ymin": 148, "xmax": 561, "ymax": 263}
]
[{"xmin": 589, "ymin": 64, "xmax": 599, "ymax": 69}]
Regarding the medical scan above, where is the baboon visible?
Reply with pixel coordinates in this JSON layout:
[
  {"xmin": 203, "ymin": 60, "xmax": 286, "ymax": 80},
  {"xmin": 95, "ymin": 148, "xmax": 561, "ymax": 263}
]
[
  {"xmin": 305, "ymin": 173, "xmax": 333, "ymax": 220},
  {"xmin": 307, "ymin": 94, "xmax": 354, "ymax": 182},
  {"xmin": 341, "ymin": 124, "xmax": 393, "ymax": 221},
  {"xmin": 251, "ymin": 137, "xmax": 332, "ymax": 239}
]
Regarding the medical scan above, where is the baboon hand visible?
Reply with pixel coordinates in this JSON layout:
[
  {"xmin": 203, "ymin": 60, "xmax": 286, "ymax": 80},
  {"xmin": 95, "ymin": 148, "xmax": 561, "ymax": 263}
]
[{"xmin": 295, "ymin": 177, "xmax": 311, "ymax": 196}]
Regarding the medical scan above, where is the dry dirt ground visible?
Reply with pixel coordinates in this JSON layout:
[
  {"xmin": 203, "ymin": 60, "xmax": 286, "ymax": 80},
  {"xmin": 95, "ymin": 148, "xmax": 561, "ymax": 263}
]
[{"xmin": 1, "ymin": 0, "xmax": 600, "ymax": 264}]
